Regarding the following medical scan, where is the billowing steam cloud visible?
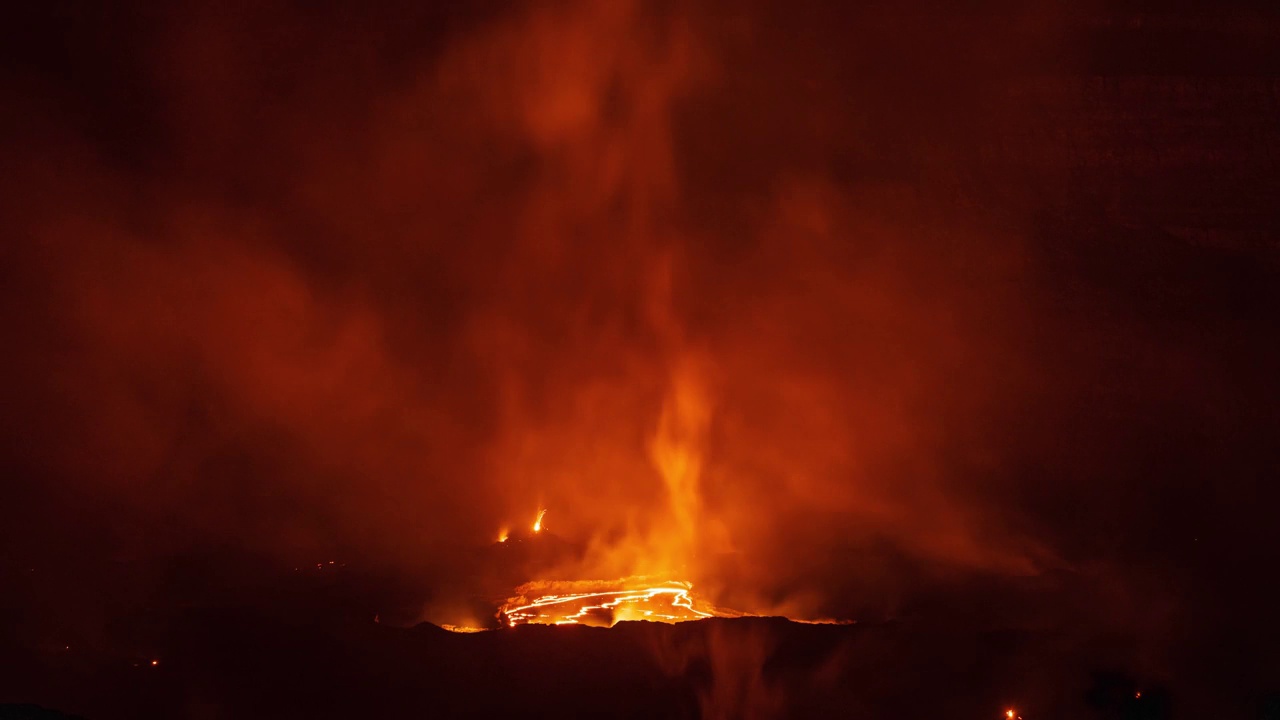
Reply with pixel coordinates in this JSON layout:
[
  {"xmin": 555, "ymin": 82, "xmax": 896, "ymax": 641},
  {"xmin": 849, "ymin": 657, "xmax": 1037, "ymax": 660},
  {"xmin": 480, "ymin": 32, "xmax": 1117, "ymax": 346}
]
[
  {"xmin": 3, "ymin": 0, "xmax": 1054, "ymax": 611},
  {"xmin": 12, "ymin": 0, "xmax": 1260, "ymax": 652}
]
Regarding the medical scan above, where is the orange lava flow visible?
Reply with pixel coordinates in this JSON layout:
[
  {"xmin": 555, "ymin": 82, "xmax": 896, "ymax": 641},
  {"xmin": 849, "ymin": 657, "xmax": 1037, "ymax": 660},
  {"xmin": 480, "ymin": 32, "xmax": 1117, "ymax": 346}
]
[{"xmin": 499, "ymin": 581, "xmax": 721, "ymax": 628}]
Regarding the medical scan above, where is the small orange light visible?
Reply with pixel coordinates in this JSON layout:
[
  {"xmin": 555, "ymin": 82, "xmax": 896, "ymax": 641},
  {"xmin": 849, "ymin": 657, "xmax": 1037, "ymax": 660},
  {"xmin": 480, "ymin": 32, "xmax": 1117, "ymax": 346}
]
[
  {"xmin": 150, "ymin": 660, "xmax": 159, "ymax": 667},
  {"xmin": 1135, "ymin": 691, "xmax": 1141, "ymax": 698},
  {"xmin": 1006, "ymin": 711, "xmax": 1015, "ymax": 719}
]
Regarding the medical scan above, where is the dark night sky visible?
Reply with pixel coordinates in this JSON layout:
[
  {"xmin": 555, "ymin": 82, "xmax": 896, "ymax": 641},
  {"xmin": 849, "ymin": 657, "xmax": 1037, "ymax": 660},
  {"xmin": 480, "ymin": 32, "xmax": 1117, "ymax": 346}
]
[{"xmin": 3, "ymin": 0, "xmax": 1280, "ymax": 715}]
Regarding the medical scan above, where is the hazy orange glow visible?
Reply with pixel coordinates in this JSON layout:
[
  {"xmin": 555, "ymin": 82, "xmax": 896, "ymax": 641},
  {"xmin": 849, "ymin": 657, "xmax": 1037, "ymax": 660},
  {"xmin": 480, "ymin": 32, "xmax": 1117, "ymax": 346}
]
[
  {"xmin": 436, "ymin": 0, "xmax": 1048, "ymax": 615},
  {"xmin": 6, "ymin": 0, "xmax": 1071, "ymax": 643}
]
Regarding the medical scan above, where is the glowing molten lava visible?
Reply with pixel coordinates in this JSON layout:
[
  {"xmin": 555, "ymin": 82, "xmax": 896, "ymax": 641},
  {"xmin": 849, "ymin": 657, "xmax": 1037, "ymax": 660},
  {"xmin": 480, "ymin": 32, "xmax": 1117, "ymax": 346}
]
[
  {"xmin": 450, "ymin": 353, "xmax": 847, "ymax": 634},
  {"xmin": 471, "ymin": 362, "xmax": 753, "ymax": 632},
  {"xmin": 499, "ymin": 579, "xmax": 725, "ymax": 628}
]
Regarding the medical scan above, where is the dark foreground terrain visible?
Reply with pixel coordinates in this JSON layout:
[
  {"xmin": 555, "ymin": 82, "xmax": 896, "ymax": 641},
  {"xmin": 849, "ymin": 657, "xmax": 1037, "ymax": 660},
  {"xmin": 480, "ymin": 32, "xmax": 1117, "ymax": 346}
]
[{"xmin": 0, "ymin": 612, "xmax": 1189, "ymax": 720}]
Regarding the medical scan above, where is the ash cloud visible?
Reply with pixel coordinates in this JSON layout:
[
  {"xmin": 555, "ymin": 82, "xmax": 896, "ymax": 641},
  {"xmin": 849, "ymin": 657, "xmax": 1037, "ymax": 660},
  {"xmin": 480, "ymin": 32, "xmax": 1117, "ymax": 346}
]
[{"xmin": 4, "ymin": 0, "xmax": 1278, "ymax": 674}]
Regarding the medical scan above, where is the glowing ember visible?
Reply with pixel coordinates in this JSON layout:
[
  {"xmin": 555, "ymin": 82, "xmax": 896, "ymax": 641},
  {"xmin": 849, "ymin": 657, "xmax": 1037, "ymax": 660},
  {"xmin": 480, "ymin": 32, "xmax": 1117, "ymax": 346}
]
[
  {"xmin": 500, "ymin": 579, "xmax": 721, "ymax": 628},
  {"xmin": 532, "ymin": 508, "xmax": 547, "ymax": 534},
  {"xmin": 497, "ymin": 528, "xmax": 509, "ymax": 543}
]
